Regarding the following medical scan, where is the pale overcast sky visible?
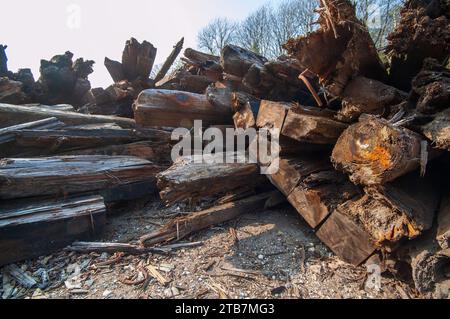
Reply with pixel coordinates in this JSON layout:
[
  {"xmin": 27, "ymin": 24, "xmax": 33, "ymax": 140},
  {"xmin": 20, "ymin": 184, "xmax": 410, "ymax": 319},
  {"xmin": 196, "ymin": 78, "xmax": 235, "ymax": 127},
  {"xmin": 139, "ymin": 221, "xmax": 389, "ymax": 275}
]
[{"xmin": 2, "ymin": 0, "xmax": 283, "ymax": 87}]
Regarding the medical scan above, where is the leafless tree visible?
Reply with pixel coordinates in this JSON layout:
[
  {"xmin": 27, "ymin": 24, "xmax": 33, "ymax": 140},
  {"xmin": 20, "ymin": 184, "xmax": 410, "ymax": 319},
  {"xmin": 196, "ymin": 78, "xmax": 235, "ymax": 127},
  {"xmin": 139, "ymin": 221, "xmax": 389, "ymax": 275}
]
[
  {"xmin": 353, "ymin": 0, "xmax": 404, "ymax": 49},
  {"xmin": 270, "ymin": 0, "xmax": 318, "ymax": 57},
  {"xmin": 197, "ymin": 18, "xmax": 237, "ymax": 55},
  {"xmin": 235, "ymin": 5, "xmax": 274, "ymax": 58}
]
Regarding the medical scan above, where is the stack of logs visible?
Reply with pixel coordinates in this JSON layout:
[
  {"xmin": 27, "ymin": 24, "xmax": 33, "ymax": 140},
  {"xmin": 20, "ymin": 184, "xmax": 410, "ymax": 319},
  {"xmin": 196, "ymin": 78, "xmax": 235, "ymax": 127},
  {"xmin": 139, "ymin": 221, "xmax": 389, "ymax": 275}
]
[{"xmin": 0, "ymin": 0, "xmax": 449, "ymax": 298}]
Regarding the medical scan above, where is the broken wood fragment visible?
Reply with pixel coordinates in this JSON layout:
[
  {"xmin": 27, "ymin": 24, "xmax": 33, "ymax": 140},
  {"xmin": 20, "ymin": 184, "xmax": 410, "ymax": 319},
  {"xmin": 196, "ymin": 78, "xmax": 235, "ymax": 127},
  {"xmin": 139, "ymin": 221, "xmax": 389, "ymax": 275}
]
[
  {"xmin": 154, "ymin": 38, "xmax": 184, "ymax": 84},
  {"xmin": 140, "ymin": 191, "xmax": 276, "ymax": 247}
]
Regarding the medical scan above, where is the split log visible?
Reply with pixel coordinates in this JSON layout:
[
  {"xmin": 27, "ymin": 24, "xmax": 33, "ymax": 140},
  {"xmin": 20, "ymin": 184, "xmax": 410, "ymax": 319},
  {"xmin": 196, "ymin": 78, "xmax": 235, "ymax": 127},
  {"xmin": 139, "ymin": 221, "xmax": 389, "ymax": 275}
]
[
  {"xmin": 281, "ymin": 107, "xmax": 348, "ymax": 145},
  {"xmin": 332, "ymin": 115, "xmax": 425, "ymax": 186},
  {"xmin": 153, "ymin": 38, "xmax": 184, "ymax": 84},
  {"xmin": 283, "ymin": 0, "xmax": 387, "ymax": 96},
  {"xmin": 423, "ymin": 109, "xmax": 450, "ymax": 151},
  {"xmin": 386, "ymin": 0, "xmax": 450, "ymax": 91},
  {"xmin": 287, "ymin": 170, "xmax": 360, "ymax": 229},
  {"xmin": 140, "ymin": 191, "xmax": 277, "ymax": 246},
  {"xmin": 134, "ymin": 89, "xmax": 232, "ymax": 128},
  {"xmin": 157, "ymin": 153, "xmax": 266, "ymax": 206},
  {"xmin": 2, "ymin": 127, "xmax": 170, "ymax": 157},
  {"xmin": 0, "ymin": 195, "xmax": 106, "ymax": 266},
  {"xmin": 338, "ymin": 76, "xmax": 407, "ymax": 122},
  {"xmin": 104, "ymin": 57, "xmax": 125, "ymax": 83},
  {"xmin": 0, "ymin": 117, "xmax": 64, "ymax": 145},
  {"xmin": 221, "ymin": 45, "xmax": 268, "ymax": 78},
  {"xmin": 0, "ymin": 156, "xmax": 162, "ymax": 199},
  {"xmin": 121, "ymin": 38, "xmax": 157, "ymax": 82},
  {"xmin": 0, "ymin": 103, "xmax": 136, "ymax": 128}
]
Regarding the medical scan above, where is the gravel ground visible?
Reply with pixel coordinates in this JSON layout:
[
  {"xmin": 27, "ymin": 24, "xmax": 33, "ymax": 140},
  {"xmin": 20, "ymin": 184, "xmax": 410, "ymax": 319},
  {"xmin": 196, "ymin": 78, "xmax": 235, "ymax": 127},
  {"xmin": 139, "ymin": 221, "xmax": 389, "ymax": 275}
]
[{"xmin": 1, "ymin": 195, "xmax": 420, "ymax": 299}]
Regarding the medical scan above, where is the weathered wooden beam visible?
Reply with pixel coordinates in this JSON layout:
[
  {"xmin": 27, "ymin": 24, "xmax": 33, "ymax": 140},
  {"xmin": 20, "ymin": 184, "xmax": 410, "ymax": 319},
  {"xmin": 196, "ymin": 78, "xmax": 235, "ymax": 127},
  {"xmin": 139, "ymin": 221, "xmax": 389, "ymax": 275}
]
[
  {"xmin": 0, "ymin": 117, "xmax": 64, "ymax": 145},
  {"xmin": 157, "ymin": 153, "xmax": 266, "ymax": 207},
  {"xmin": 3, "ymin": 127, "xmax": 170, "ymax": 157},
  {"xmin": 140, "ymin": 191, "xmax": 277, "ymax": 247},
  {"xmin": 281, "ymin": 108, "xmax": 348, "ymax": 145},
  {"xmin": 0, "ymin": 195, "xmax": 106, "ymax": 266},
  {"xmin": 134, "ymin": 89, "xmax": 232, "ymax": 128},
  {"xmin": 0, "ymin": 156, "xmax": 162, "ymax": 199},
  {"xmin": 0, "ymin": 103, "xmax": 136, "ymax": 129},
  {"xmin": 154, "ymin": 38, "xmax": 184, "ymax": 83}
]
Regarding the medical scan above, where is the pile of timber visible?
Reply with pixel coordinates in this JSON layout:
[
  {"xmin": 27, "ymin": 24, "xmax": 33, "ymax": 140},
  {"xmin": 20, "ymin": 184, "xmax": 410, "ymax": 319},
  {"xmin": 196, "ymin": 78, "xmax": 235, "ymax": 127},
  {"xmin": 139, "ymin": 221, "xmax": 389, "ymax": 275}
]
[{"xmin": 1, "ymin": 0, "xmax": 449, "ymax": 299}]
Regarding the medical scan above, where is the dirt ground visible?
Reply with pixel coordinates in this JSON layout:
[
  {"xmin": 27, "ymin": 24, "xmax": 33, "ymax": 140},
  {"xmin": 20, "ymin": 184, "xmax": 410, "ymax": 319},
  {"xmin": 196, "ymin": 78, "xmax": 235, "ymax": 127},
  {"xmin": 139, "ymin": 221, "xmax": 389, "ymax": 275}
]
[{"xmin": 1, "ymin": 194, "xmax": 420, "ymax": 299}]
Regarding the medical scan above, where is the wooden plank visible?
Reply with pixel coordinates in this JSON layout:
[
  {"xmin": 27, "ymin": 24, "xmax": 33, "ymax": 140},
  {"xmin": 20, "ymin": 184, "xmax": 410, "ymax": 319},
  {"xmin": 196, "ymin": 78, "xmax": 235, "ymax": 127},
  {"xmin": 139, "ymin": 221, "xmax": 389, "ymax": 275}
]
[
  {"xmin": 0, "ymin": 103, "xmax": 136, "ymax": 129},
  {"xmin": 140, "ymin": 191, "xmax": 277, "ymax": 247},
  {"xmin": 287, "ymin": 170, "xmax": 360, "ymax": 229},
  {"xmin": 0, "ymin": 156, "xmax": 162, "ymax": 199},
  {"xmin": 316, "ymin": 210, "xmax": 376, "ymax": 266},
  {"xmin": 0, "ymin": 195, "xmax": 106, "ymax": 266}
]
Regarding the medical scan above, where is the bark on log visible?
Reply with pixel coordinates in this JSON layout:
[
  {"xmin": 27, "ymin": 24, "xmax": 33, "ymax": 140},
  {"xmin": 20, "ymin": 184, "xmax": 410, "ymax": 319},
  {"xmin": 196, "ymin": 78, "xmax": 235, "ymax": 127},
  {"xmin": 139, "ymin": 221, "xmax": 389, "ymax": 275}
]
[
  {"xmin": 0, "ymin": 195, "xmax": 106, "ymax": 266},
  {"xmin": 134, "ymin": 89, "xmax": 232, "ymax": 128},
  {"xmin": 0, "ymin": 103, "xmax": 136, "ymax": 129},
  {"xmin": 332, "ymin": 115, "xmax": 425, "ymax": 186},
  {"xmin": 140, "ymin": 191, "xmax": 277, "ymax": 246},
  {"xmin": 0, "ymin": 156, "xmax": 162, "ymax": 199},
  {"xmin": 157, "ymin": 153, "xmax": 266, "ymax": 206}
]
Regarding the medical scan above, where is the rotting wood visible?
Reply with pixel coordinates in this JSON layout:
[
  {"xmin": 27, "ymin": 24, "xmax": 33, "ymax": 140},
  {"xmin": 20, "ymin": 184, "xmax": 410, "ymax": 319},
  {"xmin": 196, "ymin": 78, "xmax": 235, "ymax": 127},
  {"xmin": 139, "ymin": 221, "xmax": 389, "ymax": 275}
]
[
  {"xmin": 332, "ymin": 114, "xmax": 425, "ymax": 186},
  {"xmin": 134, "ymin": 89, "xmax": 232, "ymax": 129},
  {"xmin": 140, "ymin": 191, "xmax": 277, "ymax": 247},
  {"xmin": 0, "ymin": 156, "xmax": 162, "ymax": 199},
  {"xmin": 0, "ymin": 195, "xmax": 106, "ymax": 266},
  {"xmin": 0, "ymin": 103, "xmax": 136, "ymax": 129}
]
